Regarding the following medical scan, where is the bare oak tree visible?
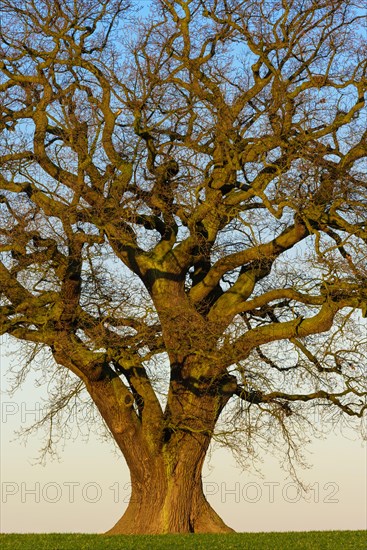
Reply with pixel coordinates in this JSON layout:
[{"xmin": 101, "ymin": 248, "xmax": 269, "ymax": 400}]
[{"xmin": 1, "ymin": 0, "xmax": 366, "ymax": 534}]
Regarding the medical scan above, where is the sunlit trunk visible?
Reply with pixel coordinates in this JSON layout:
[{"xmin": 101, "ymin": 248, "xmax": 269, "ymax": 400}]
[
  {"xmin": 88, "ymin": 350, "xmax": 236, "ymax": 534},
  {"xmin": 106, "ymin": 433, "xmax": 234, "ymax": 534}
]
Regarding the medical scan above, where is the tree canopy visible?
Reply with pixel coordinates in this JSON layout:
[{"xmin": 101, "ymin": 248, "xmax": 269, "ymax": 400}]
[{"xmin": 0, "ymin": 0, "xmax": 366, "ymax": 534}]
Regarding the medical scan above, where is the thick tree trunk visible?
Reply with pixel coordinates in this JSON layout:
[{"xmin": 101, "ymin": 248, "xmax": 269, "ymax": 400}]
[
  {"xmin": 105, "ymin": 439, "xmax": 234, "ymax": 534},
  {"xmin": 86, "ymin": 303, "xmax": 237, "ymax": 535},
  {"xmin": 86, "ymin": 370, "xmax": 234, "ymax": 534},
  {"xmin": 87, "ymin": 364, "xmax": 238, "ymax": 534}
]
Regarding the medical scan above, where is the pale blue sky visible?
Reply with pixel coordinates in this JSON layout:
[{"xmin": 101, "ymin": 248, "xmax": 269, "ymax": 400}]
[{"xmin": 1, "ymin": 0, "xmax": 366, "ymax": 534}]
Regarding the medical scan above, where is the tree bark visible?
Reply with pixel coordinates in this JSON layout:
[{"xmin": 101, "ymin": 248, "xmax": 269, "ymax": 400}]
[
  {"xmin": 105, "ymin": 435, "xmax": 234, "ymax": 534},
  {"xmin": 86, "ymin": 336, "xmax": 236, "ymax": 534},
  {"xmin": 103, "ymin": 368, "xmax": 235, "ymax": 534}
]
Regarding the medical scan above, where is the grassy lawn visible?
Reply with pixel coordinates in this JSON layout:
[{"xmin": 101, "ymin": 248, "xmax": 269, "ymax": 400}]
[{"xmin": 0, "ymin": 531, "xmax": 366, "ymax": 549}]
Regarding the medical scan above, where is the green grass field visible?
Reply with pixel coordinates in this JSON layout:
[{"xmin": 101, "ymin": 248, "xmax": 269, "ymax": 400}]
[{"xmin": 0, "ymin": 531, "xmax": 366, "ymax": 549}]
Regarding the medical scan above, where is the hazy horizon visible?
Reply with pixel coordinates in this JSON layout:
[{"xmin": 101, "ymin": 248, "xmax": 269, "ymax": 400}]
[{"xmin": 1, "ymin": 336, "xmax": 366, "ymax": 534}]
